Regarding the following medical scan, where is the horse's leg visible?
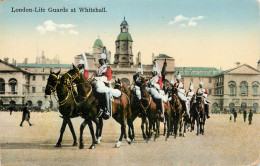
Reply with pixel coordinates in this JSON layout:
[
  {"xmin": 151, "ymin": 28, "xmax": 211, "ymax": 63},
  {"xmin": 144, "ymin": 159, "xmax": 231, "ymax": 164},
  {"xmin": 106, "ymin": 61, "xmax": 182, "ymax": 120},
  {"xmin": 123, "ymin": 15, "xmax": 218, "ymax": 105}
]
[
  {"xmin": 163, "ymin": 117, "xmax": 167, "ymax": 136},
  {"xmin": 147, "ymin": 119, "xmax": 153, "ymax": 143},
  {"xmin": 141, "ymin": 117, "xmax": 147, "ymax": 140},
  {"xmin": 55, "ymin": 118, "xmax": 68, "ymax": 147},
  {"xmin": 154, "ymin": 118, "xmax": 160, "ymax": 141},
  {"xmin": 79, "ymin": 120, "xmax": 88, "ymax": 149},
  {"xmin": 145, "ymin": 118, "xmax": 149, "ymax": 138},
  {"xmin": 196, "ymin": 116, "xmax": 200, "ymax": 135},
  {"xmin": 88, "ymin": 120, "xmax": 97, "ymax": 149},
  {"xmin": 97, "ymin": 118, "xmax": 103, "ymax": 144},
  {"xmin": 173, "ymin": 116, "xmax": 178, "ymax": 139},
  {"xmin": 179, "ymin": 117, "xmax": 183, "ymax": 137},
  {"xmin": 183, "ymin": 119, "xmax": 186, "ymax": 137},
  {"xmin": 67, "ymin": 118, "xmax": 78, "ymax": 146}
]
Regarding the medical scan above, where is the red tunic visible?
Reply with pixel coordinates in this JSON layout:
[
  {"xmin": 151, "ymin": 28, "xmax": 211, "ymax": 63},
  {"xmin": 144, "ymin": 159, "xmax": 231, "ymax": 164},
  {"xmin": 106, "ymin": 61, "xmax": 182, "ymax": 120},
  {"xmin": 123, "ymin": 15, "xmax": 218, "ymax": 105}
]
[
  {"xmin": 96, "ymin": 66, "xmax": 112, "ymax": 81},
  {"xmin": 83, "ymin": 69, "xmax": 89, "ymax": 80},
  {"xmin": 158, "ymin": 76, "xmax": 163, "ymax": 88},
  {"xmin": 196, "ymin": 88, "xmax": 208, "ymax": 95}
]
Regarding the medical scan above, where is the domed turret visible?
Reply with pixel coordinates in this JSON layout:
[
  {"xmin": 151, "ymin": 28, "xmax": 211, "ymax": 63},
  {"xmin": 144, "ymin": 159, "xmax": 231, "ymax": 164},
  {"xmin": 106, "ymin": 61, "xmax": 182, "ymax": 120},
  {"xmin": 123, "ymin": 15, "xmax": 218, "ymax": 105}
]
[
  {"xmin": 93, "ymin": 38, "xmax": 103, "ymax": 47},
  {"xmin": 114, "ymin": 17, "xmax": 134, "ymax": 67}
]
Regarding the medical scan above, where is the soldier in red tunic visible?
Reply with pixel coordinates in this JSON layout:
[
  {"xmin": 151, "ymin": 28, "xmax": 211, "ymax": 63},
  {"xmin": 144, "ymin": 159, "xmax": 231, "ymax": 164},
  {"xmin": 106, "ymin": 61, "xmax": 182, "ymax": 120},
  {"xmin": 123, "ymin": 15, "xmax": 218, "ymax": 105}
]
[
  {"xmin": 196, "ymin": 81, "xmax": 210, "ymax": 119},
  {"xmin": 94, "ymin": 53, "xmax": 121, "ymax": 119}
]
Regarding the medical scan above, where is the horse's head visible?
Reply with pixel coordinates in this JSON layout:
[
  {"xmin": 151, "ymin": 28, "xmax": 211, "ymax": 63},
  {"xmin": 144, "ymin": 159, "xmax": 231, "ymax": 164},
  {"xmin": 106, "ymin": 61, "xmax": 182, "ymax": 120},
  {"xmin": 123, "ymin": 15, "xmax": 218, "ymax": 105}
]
[
  {"xmin": 114, "ymin": 78, "xmax": 122, "ymax": 90},
  {"xmin": 64, "ymin": 64, "xmax": 81, "ymax": 84},
  {"xmin": 45, "ymin": 69, "xmax": 61, "ymax": 95},
  {"xmin": 196, "ymin": 95, "xmax": 204, "ymax": 112}
]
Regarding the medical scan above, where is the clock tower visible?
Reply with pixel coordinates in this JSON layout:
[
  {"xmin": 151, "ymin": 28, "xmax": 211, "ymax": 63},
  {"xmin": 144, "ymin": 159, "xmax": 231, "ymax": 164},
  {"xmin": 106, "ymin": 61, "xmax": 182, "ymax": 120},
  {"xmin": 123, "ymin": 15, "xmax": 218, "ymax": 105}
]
[{"xmin": 114, "ymin": 17, "xmax": 134, "ymax": 67}]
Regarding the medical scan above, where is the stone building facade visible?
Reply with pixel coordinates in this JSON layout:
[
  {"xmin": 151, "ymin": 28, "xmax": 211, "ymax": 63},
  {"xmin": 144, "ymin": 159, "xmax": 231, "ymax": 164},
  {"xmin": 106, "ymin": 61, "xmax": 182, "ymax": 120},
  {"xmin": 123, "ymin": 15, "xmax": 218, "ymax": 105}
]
[{"xmin": 0, "ymin": 18, "xmax": 259, "ymax": 113}]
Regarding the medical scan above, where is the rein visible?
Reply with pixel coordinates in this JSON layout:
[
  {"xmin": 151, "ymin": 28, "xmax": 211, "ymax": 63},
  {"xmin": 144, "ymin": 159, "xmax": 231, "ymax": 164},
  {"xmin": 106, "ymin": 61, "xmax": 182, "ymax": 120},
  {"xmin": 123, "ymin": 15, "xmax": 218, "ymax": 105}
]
[{"xmin": 140, "ymin": 96, "xmax": 152, "ymax": 113}]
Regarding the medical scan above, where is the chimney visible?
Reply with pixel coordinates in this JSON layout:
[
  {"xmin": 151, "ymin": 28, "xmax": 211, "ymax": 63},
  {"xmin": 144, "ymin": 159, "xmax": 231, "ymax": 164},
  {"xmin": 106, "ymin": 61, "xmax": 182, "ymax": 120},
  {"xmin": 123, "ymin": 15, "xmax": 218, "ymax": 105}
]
[
  {"xmin": 23, "ymin": 58, "xmax": 28, "ymax": 64},
  {"xmin": 136, "ymin": 51, "xmax": 141, "ymax": 65},
  {"xmin": 4, "ymin": 57, "xmax": 9, "ymax": 63}
]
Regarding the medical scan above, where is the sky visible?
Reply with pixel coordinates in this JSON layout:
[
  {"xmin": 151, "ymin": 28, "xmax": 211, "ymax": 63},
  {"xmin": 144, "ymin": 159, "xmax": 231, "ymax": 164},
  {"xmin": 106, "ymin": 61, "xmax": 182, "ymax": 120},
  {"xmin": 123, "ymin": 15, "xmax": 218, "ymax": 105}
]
[{"xmin": 0, "ymin": 0, "xmax": 259, "ymax": 70}]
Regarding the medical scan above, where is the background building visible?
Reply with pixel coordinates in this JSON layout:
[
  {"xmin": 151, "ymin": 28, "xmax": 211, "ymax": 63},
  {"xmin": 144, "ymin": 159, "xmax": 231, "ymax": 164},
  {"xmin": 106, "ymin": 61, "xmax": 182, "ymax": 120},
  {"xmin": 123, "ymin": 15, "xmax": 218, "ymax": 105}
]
[{"xmin": 0, "ymin": 18, "xmax": 259, "ymax": 113}]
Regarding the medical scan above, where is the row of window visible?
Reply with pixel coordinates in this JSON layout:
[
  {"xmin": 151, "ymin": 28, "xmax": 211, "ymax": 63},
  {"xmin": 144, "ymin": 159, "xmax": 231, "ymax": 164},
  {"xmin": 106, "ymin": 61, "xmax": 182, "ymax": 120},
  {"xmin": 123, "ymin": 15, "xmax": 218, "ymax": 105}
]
[
  {"xmin": 212, "ymin": 102, "xmax": 259, "ymax": 110},
  {"xmin": 32, "ymin": 75, "xmax": 45, "ymax": 81},
  {"xmin": 0, "ymin": 78, "xmax": 17, "ymax": 94},
  {"xmin": 183, "ymin": 77, "xmax": 213, "ymax": 83},
  {"xmin": 31, "ymin": 87, "xmax": 46, "ymax": 93}
]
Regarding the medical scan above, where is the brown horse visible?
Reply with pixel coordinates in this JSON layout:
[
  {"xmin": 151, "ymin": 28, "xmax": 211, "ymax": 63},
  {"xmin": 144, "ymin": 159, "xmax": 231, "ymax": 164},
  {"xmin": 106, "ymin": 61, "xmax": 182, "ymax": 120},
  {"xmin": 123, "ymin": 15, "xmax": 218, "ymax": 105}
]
[
  {"xmin": 45, "ymin": 70, "xmax": 78, "ymax": 147},
  {"xmin": 194, "ymin": 95, "xmax": 206, "ymax": 135},
  {"xmin": 139, "ymin": 80, "xmax": 169, "ymax": 142},
  {"xmin": 71, "ymin": 66, "xmax": 132, "ymax": 148},
  {"xmin": 114, "ymin": 79, "xmax": 137, "ymax": 141},
  {"xmin": 169, "ymin": 86, "xmax": 186, "ymax": 138}
]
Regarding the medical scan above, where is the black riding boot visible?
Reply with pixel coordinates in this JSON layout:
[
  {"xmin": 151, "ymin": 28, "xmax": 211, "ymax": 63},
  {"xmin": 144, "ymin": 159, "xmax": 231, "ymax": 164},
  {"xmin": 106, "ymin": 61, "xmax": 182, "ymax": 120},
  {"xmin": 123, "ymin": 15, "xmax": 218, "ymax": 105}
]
[{"xmin": 205, "ymin": 104, "xmax": 210, "ymax": 119}]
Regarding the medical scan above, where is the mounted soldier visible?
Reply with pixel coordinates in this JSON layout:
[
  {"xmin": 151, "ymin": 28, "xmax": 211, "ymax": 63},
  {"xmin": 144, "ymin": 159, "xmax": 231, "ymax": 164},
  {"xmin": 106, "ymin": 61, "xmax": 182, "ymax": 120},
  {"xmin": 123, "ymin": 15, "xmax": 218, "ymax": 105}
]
[
  {"xmin": 196, "ymin": 81, "xmax": 210, "ymax": 119},
  {"xmin": 94, "ymin": 52, "xmax": 121, "ymax": 119},
  {"xmin": 133, "ymin": 63, "xmax": 146, "ymax": 101},
  {"xmin": 186, "ymin": 83, "xmax": 195, "ymax": 115},
  {"xmin": 146, "ymin": 60, "xmax": 168, "ymax": 118},
  {"xmin": 173, "ymin": 72, "xmax": 189, "ymax": 116},
  {"xmin": 77, "ymin": 53, "xmax": 89, "ymax": 80}
]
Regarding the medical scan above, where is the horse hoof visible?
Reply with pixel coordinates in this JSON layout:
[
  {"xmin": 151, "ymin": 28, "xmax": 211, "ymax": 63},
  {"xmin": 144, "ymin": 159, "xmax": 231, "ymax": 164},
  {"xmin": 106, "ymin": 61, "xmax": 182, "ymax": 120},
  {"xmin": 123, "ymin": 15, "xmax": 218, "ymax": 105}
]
[
  {"xmin": 55, "ymin": 143, "xmax": 61, "ymax": 147},
  {"xmin": 94, "ymin": 140, "xmax": 98, "ymax": 144},
  {"xmin": 89, "ymin": 145, "xmax": 95, "ymax": 149},
  {"xmin": 97, "ymin": 137, "xmax": 102, "ymax": 144},
  {"xmin": 179, "ymin": 133, "xmax": 182, "ymax": 137},
  {"xmin": 131, "ymin": 138, "xmax": 135, "ymax": 142},
  {"xmin": 165, "ymin": 138, "xmax": 168, "ymax": 141},
  {"xmin": 72, "ymin": 142, "xmax": 78, "ymax": 146},
  {"xmin": 146, "ymin": 139, "xmax": 151, "ymax": 143},
  {"xmin": 79, "ymin": 144, "xmax": 84, "ymax": 149},
  {"xmin": 115, "ymin": 141, "xmax": 121, "ymax": 148},
  {"xmin": 126, "ymin": 138, "xmax": 131, "ymax": 145}
]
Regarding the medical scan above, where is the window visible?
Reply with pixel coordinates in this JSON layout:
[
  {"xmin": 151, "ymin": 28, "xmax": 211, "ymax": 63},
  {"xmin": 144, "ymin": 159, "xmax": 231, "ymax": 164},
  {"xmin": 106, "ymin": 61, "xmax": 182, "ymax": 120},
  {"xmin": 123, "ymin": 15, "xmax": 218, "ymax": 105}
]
[
  {"xmin": 229, "ymin": 103, "xmax": 235, "ymax": 110},
  {"xmin": 253, "ymin": 86, "xmax": 258, "ymax": 95},
  {"xmin": 209, "ymin": 78, "xmax": 212, "ymax": 83},
  {"xmin": 42, "ymin": 76, "xmax": 45, "ymax": 81},
  {"xmin": 8, "ymin": 78, "xmax": 17, "ymax": 94},
  {"xmin": 37, "ymin": 100, "xmax": 42, "ymax": 107},
  {"xmin": 240, "ymin": 81, "xmax": 248, "ymax": 95},
  {"xmin": 241, "ymin": 102, "xmax": 247, "ymax": 109},
  {"xmin": 33, "ymin": 76, "xmax": 36, "ymax": 81},
  {"xmin": 209, "ymin": 89, "xmax": 211, "ymax": 95},
  {"xmin": 0, "ymin": 78, "xmax": 5, "ymax": 94},
  {"xmin": 42, "ymin": 87, "xmax": 46, "ymax": 92},
  {"xmin": 253, "ymin": 103, "xmax": 258, "ymax": 111},
  {"xmin": 213, "ymin": 103, "xmax": 218, "ymax": 108},
  {"xmin": 228, "ymin": 81, "xmax": 236, "ymax": 96},
  {"xmin": 32, "ymin": 87, "xmax": 36, "ymax": 93},
  {"xmin": 230, "ymin": 86, "xmax": 235, "ymax": 95},
  {"xmin": 190, "ymin": 78, "xmax": 193, "ymax": 83}
]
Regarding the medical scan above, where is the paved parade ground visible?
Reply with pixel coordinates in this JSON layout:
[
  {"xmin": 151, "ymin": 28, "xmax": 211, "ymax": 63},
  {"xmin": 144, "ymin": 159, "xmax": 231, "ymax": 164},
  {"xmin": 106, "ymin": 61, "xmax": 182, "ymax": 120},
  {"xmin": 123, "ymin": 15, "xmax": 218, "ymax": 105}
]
[{"xmin": 0, "ymin": 112, "xmax": 259, "ymax": 166}]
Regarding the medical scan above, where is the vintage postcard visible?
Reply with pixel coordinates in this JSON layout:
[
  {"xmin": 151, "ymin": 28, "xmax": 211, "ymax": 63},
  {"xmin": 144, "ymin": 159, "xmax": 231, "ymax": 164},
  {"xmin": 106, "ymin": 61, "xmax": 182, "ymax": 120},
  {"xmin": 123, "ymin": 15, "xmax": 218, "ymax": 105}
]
[{"xmin": 0, "ymin": 0, "xmax": 259, "ymax": 165}]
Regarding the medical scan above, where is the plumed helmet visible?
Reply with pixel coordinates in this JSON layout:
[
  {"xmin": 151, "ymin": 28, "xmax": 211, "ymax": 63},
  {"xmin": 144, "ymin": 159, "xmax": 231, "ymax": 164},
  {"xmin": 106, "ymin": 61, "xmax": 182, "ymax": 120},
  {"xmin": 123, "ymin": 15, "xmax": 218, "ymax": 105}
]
[
  {"xmin": 189, "ymin": 83, "xmax": 193, "ymax": 90},
  {"xmin": 199, "ymin": 81, "xmax": 203, "ymax": 85},
  {"xmin": 176, "ymin": 71, "xmax": 181, "ymax": 80},
  {"xmin": 152, "ymin": 60, "xmax": 161, "ymax": 75},
  {"xmin": 98, "ymin": 53, "xmax": 107, "ymax": 60},
  {"xmin": 136, "ymin": 63, "xmax": 143, "ymax": 74},
  {"xmin": 78, "ymin": 59, "xmax": 84, "ymax": 65}
]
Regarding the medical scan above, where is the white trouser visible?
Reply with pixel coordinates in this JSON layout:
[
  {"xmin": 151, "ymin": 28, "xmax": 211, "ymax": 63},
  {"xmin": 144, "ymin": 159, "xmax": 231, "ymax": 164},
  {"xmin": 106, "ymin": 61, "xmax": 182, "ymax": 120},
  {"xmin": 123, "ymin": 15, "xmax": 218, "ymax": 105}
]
[
  {"xmin": 147, "ymin": 87, "xmax": 168, "ymax": 103},
  {"xmin": 95, "ymin": 80, "xmax": 121, "ymax": 97},
  {"xmin": 177, "ymin": 90, "xmax": 190, "ymax": 116},
  {"xmin": 134, "ymin": 86, "xmax": 141, "ymax": 100}
]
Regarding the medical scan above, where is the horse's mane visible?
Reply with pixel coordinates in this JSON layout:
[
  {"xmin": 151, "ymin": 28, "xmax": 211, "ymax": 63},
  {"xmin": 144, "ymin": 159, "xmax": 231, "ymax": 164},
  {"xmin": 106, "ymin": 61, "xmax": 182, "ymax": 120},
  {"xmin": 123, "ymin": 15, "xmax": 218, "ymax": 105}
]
[{"xmin": 121, "ymin": 82, "xmax": 131, "ymax": 97}]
